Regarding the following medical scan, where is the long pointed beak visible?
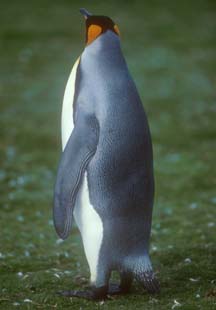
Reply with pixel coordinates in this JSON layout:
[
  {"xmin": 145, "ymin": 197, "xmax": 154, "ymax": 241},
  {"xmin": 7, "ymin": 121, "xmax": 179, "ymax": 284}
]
[{"xmin": 79, "ymin": 8, "xmax": 92, "ymax": 19}]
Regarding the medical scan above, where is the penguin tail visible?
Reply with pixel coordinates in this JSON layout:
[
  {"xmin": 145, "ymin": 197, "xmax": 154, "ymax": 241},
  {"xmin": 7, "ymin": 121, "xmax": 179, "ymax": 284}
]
[{"xmin": 124, "ymin": 254, "xmax": 160, "ymax": 294}]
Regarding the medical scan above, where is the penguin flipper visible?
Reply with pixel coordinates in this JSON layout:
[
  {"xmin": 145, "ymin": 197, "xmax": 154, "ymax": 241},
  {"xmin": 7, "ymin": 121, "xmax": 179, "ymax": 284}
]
[{"xmin": 53, "ymin": 113, "xmax": 99, "ymax": 240}]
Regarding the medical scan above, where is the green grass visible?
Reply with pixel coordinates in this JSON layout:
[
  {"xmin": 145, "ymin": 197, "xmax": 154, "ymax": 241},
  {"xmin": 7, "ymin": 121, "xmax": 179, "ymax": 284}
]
[{"xmin": 0, "ymin": 0, "xmax": 215, "ymax": 309}]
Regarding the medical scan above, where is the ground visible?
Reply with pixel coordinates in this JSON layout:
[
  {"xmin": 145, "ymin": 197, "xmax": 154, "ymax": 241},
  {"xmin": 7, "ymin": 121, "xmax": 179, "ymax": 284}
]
[{"xmin": 0, "ymin": 0, "xmax": 215, "ymax": 309}]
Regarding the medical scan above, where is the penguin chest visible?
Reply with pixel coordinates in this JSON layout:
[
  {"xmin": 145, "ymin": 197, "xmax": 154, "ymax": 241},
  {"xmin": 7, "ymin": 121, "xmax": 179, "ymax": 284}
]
[{"xmin": 61, "ymin": 57, "xmax": 80, "ymax": 150}]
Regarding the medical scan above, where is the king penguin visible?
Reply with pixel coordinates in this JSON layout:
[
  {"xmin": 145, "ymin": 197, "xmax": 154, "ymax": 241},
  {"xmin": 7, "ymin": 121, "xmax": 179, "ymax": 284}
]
[{"xmin": 53, "ymin": 8, "xmax": 160, "ymax": 300}]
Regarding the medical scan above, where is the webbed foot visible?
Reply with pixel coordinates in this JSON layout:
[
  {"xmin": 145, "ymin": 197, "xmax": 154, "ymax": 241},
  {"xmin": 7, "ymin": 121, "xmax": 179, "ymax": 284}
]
[
  {"xmin": 108, "ymin": 282, "xmax": 131, "ymax": 295},
  {"xmin": 57, "ymin": 285, "xmax": 108, "ymax": 300}
]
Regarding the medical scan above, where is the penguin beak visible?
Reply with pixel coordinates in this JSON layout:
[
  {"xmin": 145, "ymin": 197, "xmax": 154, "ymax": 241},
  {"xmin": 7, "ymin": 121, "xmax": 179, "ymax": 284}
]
[{"xmin": 79, "ymin": 8, "xmax": 92, "ymax": 20}]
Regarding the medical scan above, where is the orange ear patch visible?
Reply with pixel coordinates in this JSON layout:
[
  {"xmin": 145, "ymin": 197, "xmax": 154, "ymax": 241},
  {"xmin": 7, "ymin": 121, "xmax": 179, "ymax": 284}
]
[{"xmin": 87, "ymin": 25, "xmax": 102, "ymax": 45}]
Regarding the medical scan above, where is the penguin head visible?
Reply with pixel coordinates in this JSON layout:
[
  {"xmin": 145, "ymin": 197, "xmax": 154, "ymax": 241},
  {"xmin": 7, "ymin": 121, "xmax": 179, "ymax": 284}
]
[{"xmin": 80, "ymin": 8, "xmax": 120, "ymax": 45}]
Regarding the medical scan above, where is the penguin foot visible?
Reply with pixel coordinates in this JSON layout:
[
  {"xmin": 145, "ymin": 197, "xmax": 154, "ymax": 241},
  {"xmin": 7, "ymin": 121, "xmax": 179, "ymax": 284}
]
[
  {"xmin": 57, "ymin": 286, "xmax": 108, "ymax": 301},
  {"xmin": 108, "ymin": 283, "xmax": 122, "ymax": 295},
  {"xmin": 108, "ymin": 283, "xmax": 131, "ymax": 295}
]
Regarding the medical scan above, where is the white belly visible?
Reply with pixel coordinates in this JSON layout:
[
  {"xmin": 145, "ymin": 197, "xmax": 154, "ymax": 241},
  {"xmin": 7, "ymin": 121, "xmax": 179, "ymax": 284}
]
[
  {"xmin": 61, "ymin": 57, "xmax": 103, "ymax": 283},
  {"xmin": 73, "ymin": 173, "xmax": 103, "ymax": 283}
]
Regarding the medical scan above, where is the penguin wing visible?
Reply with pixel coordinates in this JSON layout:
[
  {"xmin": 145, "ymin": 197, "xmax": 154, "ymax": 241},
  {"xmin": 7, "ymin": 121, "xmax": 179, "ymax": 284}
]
[{"xmin": 53, "ymin": 112, "xmax": 99, "ymax": 239}]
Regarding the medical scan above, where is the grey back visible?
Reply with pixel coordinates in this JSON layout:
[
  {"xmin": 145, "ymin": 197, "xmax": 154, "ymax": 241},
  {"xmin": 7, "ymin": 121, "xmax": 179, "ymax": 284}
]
[{"xmin": 74, "ymin": 31, "xmax": 154, "ymax": 264}]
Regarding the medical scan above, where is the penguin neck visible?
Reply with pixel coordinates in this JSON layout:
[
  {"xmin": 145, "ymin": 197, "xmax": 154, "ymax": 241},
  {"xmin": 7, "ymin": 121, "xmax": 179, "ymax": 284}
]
[{"xmin": 83, "ymin": 31, "xmax": 122, "ymax": 58}]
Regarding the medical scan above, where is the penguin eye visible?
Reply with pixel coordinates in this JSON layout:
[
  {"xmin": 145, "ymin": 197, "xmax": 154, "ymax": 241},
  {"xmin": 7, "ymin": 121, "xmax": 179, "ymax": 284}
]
[
  {"xmin": 113, "ymin": 25, "xmax": 120, "ymax": 36},
  {"xmin": 87, "ymin": 25, "xmax": 102, "ymax": 45}
]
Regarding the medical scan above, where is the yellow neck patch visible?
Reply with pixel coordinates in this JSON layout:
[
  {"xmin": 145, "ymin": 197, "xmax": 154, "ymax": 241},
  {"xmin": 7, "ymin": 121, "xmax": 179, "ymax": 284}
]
[
  {"xmin": 87, "ymin": 24, "xmax": 102, "ymax": 45},
  {"xmin": 114, "ymin": 25, "xmax": 120, "ymax": 36}
]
